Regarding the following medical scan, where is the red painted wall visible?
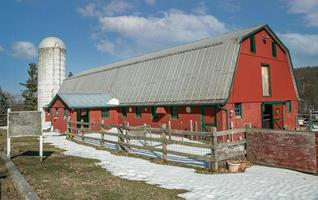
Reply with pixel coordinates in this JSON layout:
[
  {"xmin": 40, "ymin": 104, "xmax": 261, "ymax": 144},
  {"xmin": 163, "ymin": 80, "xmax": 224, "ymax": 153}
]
[
  {"xmin": 117, "ymin": 106, "xmax": 204, "ymax": 131},
  {"xmin": 50, "ymin": 98, "xmax": 70, "ymax": 133},
  {"xmin": 228, "ymin": 28, "xmax": 298, "ymax": 130},
  {"xmin": 89, "ymin": 108, "xmax": 119, "ymax": 131}
]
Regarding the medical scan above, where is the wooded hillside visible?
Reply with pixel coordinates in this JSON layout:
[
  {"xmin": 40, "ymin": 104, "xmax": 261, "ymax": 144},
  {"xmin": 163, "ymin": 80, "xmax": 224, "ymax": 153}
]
[{"xmin": 294, "ymin": 66, "xmax": 318, "ymax": 113}]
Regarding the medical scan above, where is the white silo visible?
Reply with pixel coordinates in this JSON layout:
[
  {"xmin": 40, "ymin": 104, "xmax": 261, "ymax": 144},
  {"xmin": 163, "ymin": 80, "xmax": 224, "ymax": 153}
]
[{"xmin": 37, "ymin": 37, "xmax": 66, "ymax": 126}]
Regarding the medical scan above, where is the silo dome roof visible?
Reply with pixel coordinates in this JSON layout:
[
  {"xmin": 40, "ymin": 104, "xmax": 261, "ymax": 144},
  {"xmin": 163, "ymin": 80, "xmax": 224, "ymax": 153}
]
[{"xmin": 38, "ymin": 37, "xmax": 66, "ymax": 49}]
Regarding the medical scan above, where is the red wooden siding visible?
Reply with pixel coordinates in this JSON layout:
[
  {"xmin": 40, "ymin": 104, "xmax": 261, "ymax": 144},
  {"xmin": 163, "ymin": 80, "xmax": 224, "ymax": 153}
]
[
  {"xmin": 228, "ymin": 29, "xmax": 298, "ymax": 130},
  {"xmin": 50, "ymin": 98, "xmax": 69, "ymax": 133}
]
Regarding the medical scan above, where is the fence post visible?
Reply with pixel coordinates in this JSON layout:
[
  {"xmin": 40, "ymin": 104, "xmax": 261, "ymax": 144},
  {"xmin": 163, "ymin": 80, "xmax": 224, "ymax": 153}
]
[
  {"xmin": 117, "ymin": 127, "xmax": 121, "ymax": 150},
  {"xmin": 80, "ymin": 119, "xmax": 84, "ymax": 142},
  {"xmin": 168, "ymin": 121, "xmax": 172, "ymax": 140},
  {"xmin": 39, "ymin": 134, "xmax": 43, "ymax": 160},
  {"xmin": 126, "ymin": 122, "xmax": 129, "ymax": 149},
  {"xmin": 210, "ymin": 127, "xmax": 218, "ymax": 171},
  {"xmin": 7, "ymin": 108, "xmax": 11, "ymax": 158},
  {"xmin": 190, "ymin": 120, "xmax": 193, "ymax": 140},
  {"xmin": 66, "ymin": 116, "xmax": 71, "ymax": 135},
  {"xmin": 117, "ymin": 127, "xmax": 125, "ymax": 151},
  {"xmin": 101, "ymin": 133, "xmax": 104, "ymax": 146},
  {"xmin": 143, "ymin": 123, "xmax": 147, "ymax": 146},
  {"xmin": 161, "ymin": 126, "xmax": 167, "ymax": 162},
  {"xmin": 101, "ymin": 120, "xmax": 105, "ymax": 146}
]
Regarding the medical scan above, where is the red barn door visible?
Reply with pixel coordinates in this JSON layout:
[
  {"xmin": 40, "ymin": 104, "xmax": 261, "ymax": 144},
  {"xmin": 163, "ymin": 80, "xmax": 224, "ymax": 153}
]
[{"xmin": 272, "ymin": 104, "xmax": 284, "ymax": 129}]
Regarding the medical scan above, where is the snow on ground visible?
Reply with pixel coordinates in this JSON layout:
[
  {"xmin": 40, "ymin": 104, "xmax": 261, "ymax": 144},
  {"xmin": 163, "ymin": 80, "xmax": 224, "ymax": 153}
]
[
  {"xmin": 75, "ymin": 133, "xmax": 207, "ymax": 167},
  {"xmin": 80, "ymin": 129, "xmax": 243, "ymax": 167},
  {"xmin": 43, "ymin": 132, "xmax": 318, "ymax": 200}
]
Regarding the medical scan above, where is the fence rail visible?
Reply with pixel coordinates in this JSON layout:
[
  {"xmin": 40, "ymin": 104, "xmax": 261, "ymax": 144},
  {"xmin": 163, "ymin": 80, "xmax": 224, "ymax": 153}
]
[{"xmin": 67, "ymin": 119, "xmax": 247, "ymax": 170}]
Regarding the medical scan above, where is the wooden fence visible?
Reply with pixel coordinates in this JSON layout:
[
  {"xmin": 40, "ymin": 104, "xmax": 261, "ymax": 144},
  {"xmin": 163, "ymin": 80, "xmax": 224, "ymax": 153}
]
[{"xmin": 66, "ymin": 119, "xmax": 246, "ymax": 170}]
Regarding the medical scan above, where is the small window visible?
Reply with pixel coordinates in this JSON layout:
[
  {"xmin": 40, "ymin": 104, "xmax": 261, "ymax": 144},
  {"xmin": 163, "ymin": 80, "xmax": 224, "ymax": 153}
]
[
  {"xmin": 234, "ymin": 103, "xmax": 242, "ymax": 118},
  {"xmin": 250, "ymin": 35, "xmax": 256, "ymax": 53},
  {"xmin": 135, "ymin": 107, "xmax": 141, "ymax": 118},
  {"xmin": 151, "ymin": 106, "xmax": 158, "ymax": 120},
  {"xmin": 121, "ymin": 107, "xmax": 127, "ymax": 117},
  {"xmin": 286, "ymin": 101, "xmax": 292, "ymax": 113},
  {"xmin": 171, "ymin": 107, "xmax": 179, "ymax": 119},
  {"xmin": 55, "ymin": 108, "xmax": 59, "ymax": 118},
  {"xmin": 63, "ymin": 109, "xmax": 66, "ymax": 119},
  {"xmin": 272, "ymin": 42, "xmax": 277, "ymax": 57},
  {"xmin": 261, "ymin": 65, "xmax": 271, "ymax": 96},
  {"xmin": 101, "ymin": 108, "xmax": 109, "ymax": 118}
]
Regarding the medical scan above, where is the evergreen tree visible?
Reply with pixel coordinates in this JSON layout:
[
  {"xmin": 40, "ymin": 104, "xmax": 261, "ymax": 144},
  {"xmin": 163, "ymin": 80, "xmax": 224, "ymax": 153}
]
[
  {"xmin": 68, "ymin": 72, "xmax": 73, "ymax": 77},
  {"xmin": 20, "ymin": 63, "xmax": 38, "ymax": 110},
  {"xmin": 0, "ymin": 87, "xmax": 9, "ymax": 126}
]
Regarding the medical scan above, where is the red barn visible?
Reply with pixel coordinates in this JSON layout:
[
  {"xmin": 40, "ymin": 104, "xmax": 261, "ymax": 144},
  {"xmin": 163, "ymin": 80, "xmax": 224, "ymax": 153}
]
[{"xmin": 46, "ymin": 24, "xmax": 299, "ymax": 133}]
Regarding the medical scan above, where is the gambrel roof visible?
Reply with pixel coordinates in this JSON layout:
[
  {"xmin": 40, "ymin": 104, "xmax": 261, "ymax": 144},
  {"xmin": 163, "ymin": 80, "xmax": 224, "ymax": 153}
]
[{"xmin": 57, "ymin": 24, "xmax": 298, "ymax": 107}]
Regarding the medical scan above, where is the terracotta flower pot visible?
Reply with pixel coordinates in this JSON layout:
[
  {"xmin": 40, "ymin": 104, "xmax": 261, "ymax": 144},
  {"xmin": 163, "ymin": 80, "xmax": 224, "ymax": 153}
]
[
  {"xmin": 239, "ymin": 161, "xmax": 248, "ymax": 171},
  {"xmin": 227, "ymin": 160, "xmax": 240, "ymax": 173}
]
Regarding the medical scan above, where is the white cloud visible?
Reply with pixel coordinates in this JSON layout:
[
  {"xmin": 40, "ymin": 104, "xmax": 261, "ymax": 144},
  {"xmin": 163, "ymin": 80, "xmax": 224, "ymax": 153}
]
[
  {"xmin": 0, "ymin": 45, "xmax": 4, "ymax": 52},
  {"xmin": 280, "ymin": 33, "xmax": 318, "ymax": 67},
  {"xmin": 96, "ymin": 9, "xmax": 227, "ymax": 56},
  {"xmin": 11, "ymin": 41, "xmax": 37, "ymax": 59},
  {"xmin": 145, "ymin": 0, "xmax": 156, "ymax": 6},
  {"xmin": 286, "ymin": 0, "xmax": 318, "ymax": 27},
  {"xmin": 95, "ymin": 39, "xmax": 116, "ymax": 55},
  {"xmin": 77, "ymin": 3, "xmax": 98, "ymax": 17},
  {"xmin": 103, "ymin": 0, "xmax": 132, "ymax": 16},
  {"xmin": 77, "ymin": 0, "xmax": 132, "ymax": 17}
]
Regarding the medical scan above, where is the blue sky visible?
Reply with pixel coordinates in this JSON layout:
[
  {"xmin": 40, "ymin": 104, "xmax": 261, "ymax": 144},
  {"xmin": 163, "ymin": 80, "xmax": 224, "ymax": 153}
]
[{"xmin": 0, "ymin": 0, "xmax": 318, "ymax": 94}]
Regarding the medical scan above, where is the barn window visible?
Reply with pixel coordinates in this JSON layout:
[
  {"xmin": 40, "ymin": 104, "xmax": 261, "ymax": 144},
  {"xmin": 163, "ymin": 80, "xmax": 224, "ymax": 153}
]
[
  {"xmin": 151, "ymin": 106, "xmax": 158, "ymax": 120},
  {"xmin": 261, "ymin": 65, "xmax": 271, "ymax": 96},
  {"xmin": 250, "ymin": 35, "xmax": 256, "ymax": 53},
  {"xmin": 54, "ymin": 108, "xmax": 59, "ymax": 118},
  {"xmin": 121, "ymin": 107, "xmax": 127, "ymax": 117},
  {"xmin": 135, "ymin": 107, "xmax": 141, "ymax": 118},
  {"xmin": 272, "ymin": 42, "xmax": 277, "ymax": 57},
  {"xmin": 234, "ymin": 103, "xmax": 242, "ymax": 118},
  {"xmin": 101, "ymin": 108, "xmax": 109, "ymax": 118},
  {"xmin": 171, "ymin": 106, "xmax": 179, "ymax": 119},
  {"xmin": 286, "ymin": 101, "xmax": 292, "ymax": 113},
  {"xmin": 63, "ymin": 109, "xmax": 66, "ymax": 119}
]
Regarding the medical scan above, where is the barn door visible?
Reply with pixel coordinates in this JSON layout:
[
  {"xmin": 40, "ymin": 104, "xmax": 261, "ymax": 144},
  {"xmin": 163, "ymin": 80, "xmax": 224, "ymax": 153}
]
[
  {"xmin": 262, "ymin": 104, "xmax": 273, "ymax": 129},
  {"xmin": 76, "ymin": 109, "xmax": 90, "ymax": 128},
  {"xmin": 200, "ymin": 106, "xmax": 217, "ymax": 132},
  {"xmin": 272, "ymin": 104, "xmax": 284, "ymax": 129}
]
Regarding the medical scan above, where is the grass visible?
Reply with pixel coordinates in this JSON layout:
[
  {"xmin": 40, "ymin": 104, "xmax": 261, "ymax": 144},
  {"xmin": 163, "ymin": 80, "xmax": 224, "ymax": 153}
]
[{"xmin": 0, "ymin": 130, "xmax": 185, "ymax": 200}]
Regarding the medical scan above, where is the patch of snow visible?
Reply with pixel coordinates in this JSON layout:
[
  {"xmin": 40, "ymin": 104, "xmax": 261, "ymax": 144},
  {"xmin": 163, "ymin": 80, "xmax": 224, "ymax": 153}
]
[
  {"xmin": 41, "ymin": 122, "xmax": 51, "ymax": 130},
  {"xmin": 107, "ymin": 98, "xmax": 119, "ymax": 105},
  {"xmin": 75, "ymin": 133, "xmax": 207, "ymax": 167},
  {"xmin": 44, "ymin": 132, "xmax": 318, "ymax": 200}
]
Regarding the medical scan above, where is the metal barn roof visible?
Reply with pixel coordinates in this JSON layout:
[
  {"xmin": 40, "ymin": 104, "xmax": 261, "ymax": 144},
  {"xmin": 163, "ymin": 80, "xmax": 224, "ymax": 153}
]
[
  {"xmin": 52, "ymin": 93, "xmax": 114, "ymax": 108},
  {"xmin": 59, "ymin": 25, "xmax": 268, "ymax": 106}
]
